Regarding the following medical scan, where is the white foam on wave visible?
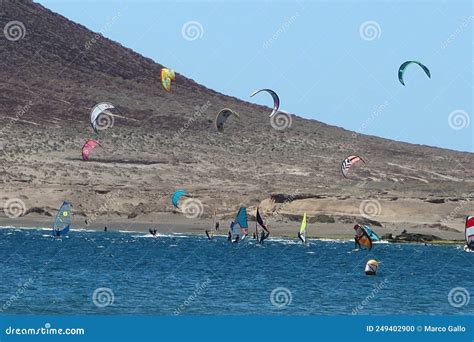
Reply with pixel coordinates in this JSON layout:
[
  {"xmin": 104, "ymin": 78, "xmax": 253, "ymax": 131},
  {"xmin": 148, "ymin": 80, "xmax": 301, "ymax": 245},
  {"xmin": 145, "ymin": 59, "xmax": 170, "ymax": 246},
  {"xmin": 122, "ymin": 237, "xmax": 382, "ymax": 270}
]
[{"xmin": 316, "ymin": 238, "xmax": 351, "ymax": 243}]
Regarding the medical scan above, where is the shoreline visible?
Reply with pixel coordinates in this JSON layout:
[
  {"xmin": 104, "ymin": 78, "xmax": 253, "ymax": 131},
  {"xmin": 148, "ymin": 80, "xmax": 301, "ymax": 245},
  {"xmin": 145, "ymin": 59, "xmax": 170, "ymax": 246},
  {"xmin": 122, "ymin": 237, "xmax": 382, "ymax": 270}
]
[{"xmin": 1, "ymin": 220, "xmax": 464, "ymax": 245}]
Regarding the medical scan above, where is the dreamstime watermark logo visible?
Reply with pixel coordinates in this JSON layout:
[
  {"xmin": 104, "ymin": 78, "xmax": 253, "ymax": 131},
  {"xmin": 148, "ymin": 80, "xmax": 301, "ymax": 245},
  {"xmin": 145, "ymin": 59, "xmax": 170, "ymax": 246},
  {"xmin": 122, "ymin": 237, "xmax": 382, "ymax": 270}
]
[
  {"xmin": 270, "ymin": 112, "xmax": 292, "ymax": 131},
  {"xmin": 270, "ymin": 287, "xmax": 292, "ymax": 308},
  {"xmin": 352, "ymin": 278, "xmax": 389, "ymax": 314},
  {"xmin": 0, "ymin": 100, "xmax": 33, "ymax": 135},
  {"xmin": 448, "ymin": 110, "xmax": 470, "ymax": 130},
  {"xmin": 352, "ymin": 100, "xmax": 389, "ymax": 138},
  {"xmin": 262, "ymin": 12, "xmax": 300, "ymax": 49},
  {"xmin": 92, "ymin": 287, "xmax": 114, "ymax": 308},
  {"xmin": 359, "ymin": 20, "xmax": 381, "ymax": 41},
  {"xmin": 84, "ymin": 11, "xmax": 123, "ymax": 50},
  {"xmin": 174, "ymin": 278, "xmax": 211, "ymax": 315},
  {"xmin": 4, "ymin": 21, "xmax": 26, "ymax": 41},
  {"xmin": 3, "ymin": 198, "xmax": 26, "ymax": 218},
  {"xmin": 86, "ymin": 191, "xmax": 123, "ymax": 225},
  {"xmin": 440, "ymin": 192, "xmax": 473, "ymax": 226},
  {"xmin": 181, "ymin": 198, "xmax": 204, "ymax": 219},
  {"xmin": 96, "ymin": 112, "xmax": 115, "ymax": 131},
  {"xmin": 0, "ymin": 278, "xmax": 34, "ymax": 313},
  {"xmin": 448, "ymin": 287, "xmax": 470, "ymax": 308},
  {"xmin": 181, "ymin": 21, "xmax": 204, "ymax": 41},
  {"xmin": 174, "ymin": 100, "xmax": 211, "ymax": 138},
  {"xmin": 441, "ymin": 16, "xmax": 473, "ymax": 50},
  {"xmin": 359, "ymin": 199, "xmax": 381, "ymax": 219},
  {"xmin": 273, "ymin": 190, "xmax": 301, "ymax": 219}
]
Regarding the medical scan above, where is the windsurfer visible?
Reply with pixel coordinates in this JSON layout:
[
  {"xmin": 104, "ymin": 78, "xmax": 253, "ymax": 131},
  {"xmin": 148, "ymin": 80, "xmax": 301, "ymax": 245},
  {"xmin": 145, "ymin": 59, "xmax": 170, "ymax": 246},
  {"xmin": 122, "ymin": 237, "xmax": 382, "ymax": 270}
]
[
  {"xmin": 297, "ymin": 232, "xmax": 304, "ymax": 243},
  {"xmin": 259, "ymin": 230, "xmax": 269, "ymax": 244}
]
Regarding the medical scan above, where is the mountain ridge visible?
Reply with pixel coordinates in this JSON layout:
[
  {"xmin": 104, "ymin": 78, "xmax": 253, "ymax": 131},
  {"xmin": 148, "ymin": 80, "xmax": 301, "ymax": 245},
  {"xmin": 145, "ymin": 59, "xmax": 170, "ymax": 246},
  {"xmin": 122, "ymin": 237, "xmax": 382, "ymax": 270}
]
[{"xmin": 0, "ymin": 1, "xmax": 472, "ymax": 238}]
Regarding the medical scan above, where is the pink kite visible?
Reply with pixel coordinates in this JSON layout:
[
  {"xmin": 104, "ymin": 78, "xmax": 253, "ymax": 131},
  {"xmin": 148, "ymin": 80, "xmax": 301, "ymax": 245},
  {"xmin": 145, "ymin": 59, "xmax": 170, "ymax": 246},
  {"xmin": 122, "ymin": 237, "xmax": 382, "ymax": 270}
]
[{"xmin": 82, "ymin": 140, "xmax": 101, "ymax": 161}]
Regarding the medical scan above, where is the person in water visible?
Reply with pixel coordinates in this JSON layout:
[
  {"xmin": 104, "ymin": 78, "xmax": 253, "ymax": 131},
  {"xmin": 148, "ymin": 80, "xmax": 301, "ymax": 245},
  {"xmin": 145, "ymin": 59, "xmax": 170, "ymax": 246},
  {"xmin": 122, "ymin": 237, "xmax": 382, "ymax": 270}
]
[
  {"xmin": 104, "ymin": 226, "xmax": 107, "ymax": 232},
  {"xmin": 353, "ymin": 225, "xmax": 364, "ymax": 249},
  {"xmin": 297, "ymin": 232, "xmax": 305, "ymax": 243},
  {"xmin": 259, "ymin": 230, "xmax": 270, "ymax": 244},
  {"xmin": 227, "ymin": 231, "xmax": 232, "ymax": 242}
]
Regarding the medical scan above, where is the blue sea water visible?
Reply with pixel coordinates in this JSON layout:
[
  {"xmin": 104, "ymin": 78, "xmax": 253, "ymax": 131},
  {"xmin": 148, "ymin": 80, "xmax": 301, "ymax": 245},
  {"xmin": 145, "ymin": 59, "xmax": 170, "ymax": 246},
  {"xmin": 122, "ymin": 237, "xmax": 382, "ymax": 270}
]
[{"xmin": 0, "ymin": 228, "xmax": 472, "ymax": 316}]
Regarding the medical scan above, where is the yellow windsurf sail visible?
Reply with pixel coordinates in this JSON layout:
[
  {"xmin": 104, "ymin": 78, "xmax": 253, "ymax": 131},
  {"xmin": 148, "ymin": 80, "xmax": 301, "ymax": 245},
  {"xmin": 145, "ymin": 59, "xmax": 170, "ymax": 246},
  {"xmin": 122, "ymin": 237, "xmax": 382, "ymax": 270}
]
[{"xmin": 298, "ymin": 213, "xmax": 307, "ymax": 243}]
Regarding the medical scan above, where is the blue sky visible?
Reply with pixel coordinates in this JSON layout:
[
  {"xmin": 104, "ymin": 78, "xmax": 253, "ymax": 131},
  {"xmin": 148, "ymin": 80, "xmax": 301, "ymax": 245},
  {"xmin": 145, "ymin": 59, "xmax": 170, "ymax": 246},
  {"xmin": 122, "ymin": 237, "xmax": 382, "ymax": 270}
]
[{"xmin": 39, "ymin": 1, "xmax": 473, "ymax": 152}]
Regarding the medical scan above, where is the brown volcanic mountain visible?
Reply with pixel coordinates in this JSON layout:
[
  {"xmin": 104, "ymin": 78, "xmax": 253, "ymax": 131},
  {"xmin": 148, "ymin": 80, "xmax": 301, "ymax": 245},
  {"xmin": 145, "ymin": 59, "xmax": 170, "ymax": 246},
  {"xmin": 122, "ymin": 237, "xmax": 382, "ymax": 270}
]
[{"xmin": 0, "ymin": 1, "xmax": 472, "ymax": 238}]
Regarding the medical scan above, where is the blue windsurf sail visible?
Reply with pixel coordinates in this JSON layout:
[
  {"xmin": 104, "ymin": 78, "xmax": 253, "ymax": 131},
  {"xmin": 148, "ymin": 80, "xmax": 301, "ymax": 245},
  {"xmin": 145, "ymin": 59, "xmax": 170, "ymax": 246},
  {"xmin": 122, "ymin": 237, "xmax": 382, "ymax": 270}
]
[
  {"xmin": 364, "ymin": 225, "xmax": 380, "ymax": 241},
  {"xmin": 52, "ymin": 201, "xmax": 71, "ymax": 237},
  {"xmin": 230, "ymin": 207, "xmax": 248, "ymax": 241}
]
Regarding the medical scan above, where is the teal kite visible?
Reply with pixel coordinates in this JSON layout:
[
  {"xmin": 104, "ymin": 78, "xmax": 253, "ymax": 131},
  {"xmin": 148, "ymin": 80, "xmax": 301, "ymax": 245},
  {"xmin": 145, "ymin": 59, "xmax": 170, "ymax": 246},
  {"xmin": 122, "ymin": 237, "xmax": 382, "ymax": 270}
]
[
  {"xmin": 398, "ymin": 61, "xmax": 431, "ymax": 86},
  {"xmin": 171, "ymin": 190, "xmax": 187, "ymax": 208}
]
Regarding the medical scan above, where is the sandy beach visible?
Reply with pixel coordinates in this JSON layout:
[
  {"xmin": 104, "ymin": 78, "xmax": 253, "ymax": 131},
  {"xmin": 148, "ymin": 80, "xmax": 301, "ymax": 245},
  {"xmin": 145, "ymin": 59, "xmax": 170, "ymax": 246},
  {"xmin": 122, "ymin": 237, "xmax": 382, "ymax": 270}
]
[{"xmin": 0, "ymin": 212, "xmax": 464, "ymax": 242}]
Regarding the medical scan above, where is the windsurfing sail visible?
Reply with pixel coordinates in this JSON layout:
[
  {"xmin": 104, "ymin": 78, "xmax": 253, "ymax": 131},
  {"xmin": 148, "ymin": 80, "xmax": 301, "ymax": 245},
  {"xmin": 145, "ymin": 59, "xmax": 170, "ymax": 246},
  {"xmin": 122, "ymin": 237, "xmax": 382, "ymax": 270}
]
[
  {"xmin": 256, "ymin": 208, "xmax": 269, "ymax": 233},
  {"xmin": 250, "ymin": 89, "xmax": 280, "ymax": 118},
  {"xmin": 341, "ymin": 155, "xmax": 365, "ymax": 178},
  {"xmin": 466, "ymin": 216, "xmax": 474, "ymax": 249},
  {"xmin": 255, "ymin": 207, "xmax": 270, "ymax": 242},
  {"xmin": 81, "ymin": 140, "xmax": 101, "ymax": 161},
  {"xmin": 298, "ymin": 213, "xmax": 307, "ymax": 243},
  {"xmin": 52, "ymin": 201, "xmax": 71, "ymax": 237},
  {"xmin": 364, "ymin": 225, "xmax": 380, "ymax": 242},
  {"xmin": 230, "ymin": 207, "xmax": 248, "ymax": 240},
  {"xmin": 171, "ymin": 190, "xmax": 187, "ymax": 208},
  {"xmin": 354, "ymin": 224, "xmax": 373, "ymax": 250}
]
